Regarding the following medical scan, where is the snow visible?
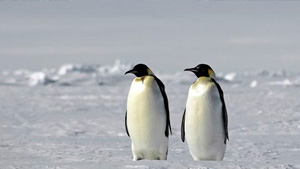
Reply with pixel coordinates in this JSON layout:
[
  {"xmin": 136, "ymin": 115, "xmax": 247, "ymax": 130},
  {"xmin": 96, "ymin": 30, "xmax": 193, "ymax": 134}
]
[
  {"xmin": 28, "ymin": 72, "xmax": 56, "ymax": 86},
  {"xmin": 224, "ymin": 73, "xmax": 236, "ymax": 81},
  {"xmin": 1, "ymin": 61, "xmax": 300, "ymax": 168},
  {"xmin": 58, "ymin": 64, "xmax": 76, "ymax": 76},
  {"xmin": 269, "ymin": 79, "xmax": 299, "ymax": 87},
  {"xmin": 250, "ymin": 80, "xmax": 258, "ymax": 88},
  {"xmin": 98, "ymin": 59, "xmax": 132, "ymax": 75},
  {"xmin": 58, "ymin": 64, "xmax": 99, "ymax": 76}
]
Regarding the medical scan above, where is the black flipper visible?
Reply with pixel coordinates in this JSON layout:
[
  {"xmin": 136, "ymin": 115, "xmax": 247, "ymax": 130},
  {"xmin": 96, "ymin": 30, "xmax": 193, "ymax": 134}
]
[
  {"xmin": 211, "ymin": 79, "xmax": 229, "ymax": 144},
  {"xmin": 125, "ymin": 111, "xmax": 130, "ymax": 137},
  {"xmin": 153, "ymin": 76, "xmax": 172, "ymax": 137},
  {"xmin": 181, "ymin": 109, "xmax": 186, "ymax": 142}
]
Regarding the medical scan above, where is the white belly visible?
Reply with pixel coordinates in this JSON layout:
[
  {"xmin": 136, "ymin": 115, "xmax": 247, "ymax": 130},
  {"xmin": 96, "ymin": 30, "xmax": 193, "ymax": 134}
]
[
  {"xmin": 127, "ymin": 76, "xmax": 168, "ymax": 160},
  {"xmin": 185, "ymin": 78, "xmax": 226, "ymax": 161}
]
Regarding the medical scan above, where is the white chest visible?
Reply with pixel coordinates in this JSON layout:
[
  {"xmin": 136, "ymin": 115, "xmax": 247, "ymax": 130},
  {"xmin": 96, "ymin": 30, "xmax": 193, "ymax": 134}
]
[
  {"xmin": 184, "ymin": 77, "xmax": 226, "ymax": 160},
  {"xmin": 185, "ymin": 78, "xmax": 224, "ymax": 143}
]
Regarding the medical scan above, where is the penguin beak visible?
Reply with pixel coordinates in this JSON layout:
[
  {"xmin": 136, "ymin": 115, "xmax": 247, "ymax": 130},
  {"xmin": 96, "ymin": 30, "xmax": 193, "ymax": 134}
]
[
  {"xmin": 125, "ymin": 69, "xmax": 137, "ymax": 75},
  {"xmin": 184, "ymin": 67, "xmax": 197, "ymax": 73}
]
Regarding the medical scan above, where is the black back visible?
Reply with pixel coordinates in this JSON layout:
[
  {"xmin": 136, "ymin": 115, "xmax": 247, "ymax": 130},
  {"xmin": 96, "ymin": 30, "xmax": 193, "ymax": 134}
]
[
  {"xmin": 125, "ymin": 111, "xmax": 130, "ymax": 137},
  {"xmin": 211, "ymin": 78, "xmax": 229, "ymax": 144},
  {"xmin": 181, "ymin": 109, "xmax": 186, "ymax": 142},
  {"xmin": 152, "ymin": 75, "xmax": 172, "ymax": 137}
]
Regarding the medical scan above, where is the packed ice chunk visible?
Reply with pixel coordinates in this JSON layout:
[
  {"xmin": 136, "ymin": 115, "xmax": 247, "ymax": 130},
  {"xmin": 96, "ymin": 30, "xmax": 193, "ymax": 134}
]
[
  {"xmin": 269, "ymin": 79, "xmax": 298, "ymax": 87},
  {"xmin": 98, "ymin": 59, "xmax": 132, "ymax": 75},
  {"xmin": 250, "ymin": 80, "xmax": 258, "ymax": 88},
  {"xmin": 14, "ymin": 69, "xmax": 30, "ymax": 76},
  {"xmin": 58, "ymin": 64, "xmax": 75, "ymax": 75},
  {"xmin": 28, "ymin": 72, "xmax": 56, "ymax": 86},
  {"xmin": 224, "ymin": 72, "xmax": 236, "ymax": 81},
  {"xmin": 57, "ymin": 64, "xmax": 98, "ymax": 76}
]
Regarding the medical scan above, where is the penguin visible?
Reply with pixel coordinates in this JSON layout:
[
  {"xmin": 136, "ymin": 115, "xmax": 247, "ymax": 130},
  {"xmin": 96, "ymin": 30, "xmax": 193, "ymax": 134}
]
[
  {"xmin": 125, "ymin": 64, "xmax": 172, "ymax": 161},
  {"xmin": 181, "ymin": 64, "xmax": 229, "ymax": 161}
]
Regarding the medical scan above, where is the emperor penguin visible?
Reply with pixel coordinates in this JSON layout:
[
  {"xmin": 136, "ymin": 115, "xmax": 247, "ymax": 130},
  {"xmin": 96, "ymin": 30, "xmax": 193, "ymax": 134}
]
[
  {"xmin": 181, "ymin": 64, "xmax": 229, "ymax": 161},
  {"xmin": 125, "ymin": 64, "xmax": 172, "ymax": 161}
]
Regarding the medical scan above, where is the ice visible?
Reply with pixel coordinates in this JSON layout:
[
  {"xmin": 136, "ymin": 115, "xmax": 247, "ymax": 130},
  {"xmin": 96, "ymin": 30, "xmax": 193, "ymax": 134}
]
[
  {"xmin": 224, "ymin": 72, "xmax": 236, "ymax": 81},
  {"xmin": 58, "ymin": 64, "xmax": 99, "ymax": 76},
  {"xmin": 2, "ymin": 71, "xmax": 9, "ymax": 76},
  {"xmin": 0, "ymin": 60, "xmax": 133, "ymax": 87},
  {"xmin": 269, "ymin": 79, "xmax": 299, "ymax": 87},
  {"xmin": 1, "ymin": 61, "xmax": 300, "ymax": 168},
  {"xmin": 124, "ymin": 165, "xmax": 149, "ymax": 168},
  {"xmin": 98, "ymin": 59, "xmax": 132, "ymax": 75},
  {"xmin": 14, "ymin": 69, "xmax": 30, "ymax": 76},
  {"xmin": 58, "ymin": 64, "xmax": 76, "ymax": 76},
  {"xmin": 269, "ymin": 70, "xmax": 287, "ymax": 78},
  {"xmin": 28, "ymin": 72, "xmax": 56, "ymax": 86},
  {"xmin": 250, "ymin": 80, "xmax": 258, "ymax": 88}
]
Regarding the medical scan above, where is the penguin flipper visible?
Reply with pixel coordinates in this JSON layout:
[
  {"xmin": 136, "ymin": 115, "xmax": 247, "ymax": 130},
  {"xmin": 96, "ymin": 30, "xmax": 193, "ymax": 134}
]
[
  {"xmin": 125, "ymin": 111, "xmax": 130, "ymax": 137},
  {"xmin": 181, "ymin": 109, "xmax": 186, "ymax": 142},
  {"xmin": 211, "ymin": 79, "xmax": 229, "ymax": 144},
  {"xmin": 152, "ymin": 76, "xmax": 172, "ymax": 137}
]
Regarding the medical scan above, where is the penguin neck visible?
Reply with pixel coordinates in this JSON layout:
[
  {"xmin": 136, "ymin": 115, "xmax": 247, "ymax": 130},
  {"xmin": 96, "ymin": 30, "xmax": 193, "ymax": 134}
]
[
  {"xmin": 190, "ymin": 77, "xmax": 213, "ymax": 94},
  {"xmin": 134, "ymin": 76, "xmax": 155, "ymax": 86},
  {"xmin": 147, "ymin": 68, "xmax": 155, "ymax": 76},
  {"xmin": 195, "ymin": 77, "xmax": 212, "ymax": 84}
]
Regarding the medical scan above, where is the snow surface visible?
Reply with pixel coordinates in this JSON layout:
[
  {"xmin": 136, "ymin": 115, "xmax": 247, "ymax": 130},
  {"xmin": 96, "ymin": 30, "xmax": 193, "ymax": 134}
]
[{"xmin": 1, "ymin": 61, "xmax": 300, "ymax": 168}]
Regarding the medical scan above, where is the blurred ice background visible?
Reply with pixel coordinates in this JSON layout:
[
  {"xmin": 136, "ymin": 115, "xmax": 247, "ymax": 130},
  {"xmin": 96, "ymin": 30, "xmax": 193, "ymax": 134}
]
[
  {"xmin": 1, "ymin": 1, "xmax": 300, "ymax": 169},
  {"xmin": 0, "ymin": 1, "xmax": 299, "ymax": 73}
]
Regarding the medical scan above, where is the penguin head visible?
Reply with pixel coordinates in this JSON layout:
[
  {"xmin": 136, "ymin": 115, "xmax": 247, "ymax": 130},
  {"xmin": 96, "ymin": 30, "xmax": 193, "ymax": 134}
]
[
  {"xmin": 184, "ymin": 64, "xmax": 216, "ymax": 79},
  {"xmin": 125, "ymin": 64, "xmax": 153, "ymax": 77}
]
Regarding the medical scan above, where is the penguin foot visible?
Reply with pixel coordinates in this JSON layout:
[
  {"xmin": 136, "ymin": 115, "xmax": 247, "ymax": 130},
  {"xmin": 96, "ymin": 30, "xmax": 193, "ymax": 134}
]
[{"xmin": 133, "ymin": 156, "xmax": 142, "ymax": 161}]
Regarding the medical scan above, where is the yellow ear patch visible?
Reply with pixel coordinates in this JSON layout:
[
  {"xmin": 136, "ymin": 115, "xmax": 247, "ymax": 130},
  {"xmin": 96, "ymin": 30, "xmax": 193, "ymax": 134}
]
[
  {"xmin": 208, "ymin": 69, "xmax": 216, "ymax": 79},
  {"xmin": 147, "ymin": 68, "xmax": 153, "ymax": 75}
]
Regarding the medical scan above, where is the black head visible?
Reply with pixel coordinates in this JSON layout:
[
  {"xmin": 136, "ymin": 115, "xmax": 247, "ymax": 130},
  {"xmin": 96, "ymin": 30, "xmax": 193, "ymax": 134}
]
[
  {"xmin": 125, "ymin": 64, "xmax": 152, "ymax": 77},
  {"xmin": 184, "ymin": 64, "xmax": 216, "ymax": 78}
]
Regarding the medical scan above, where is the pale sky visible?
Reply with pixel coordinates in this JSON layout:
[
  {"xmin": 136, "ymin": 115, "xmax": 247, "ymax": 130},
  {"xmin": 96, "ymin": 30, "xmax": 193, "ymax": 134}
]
[{"xmin": 1, "ymin": 1, "xmax": 300, "ymax": 73}]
